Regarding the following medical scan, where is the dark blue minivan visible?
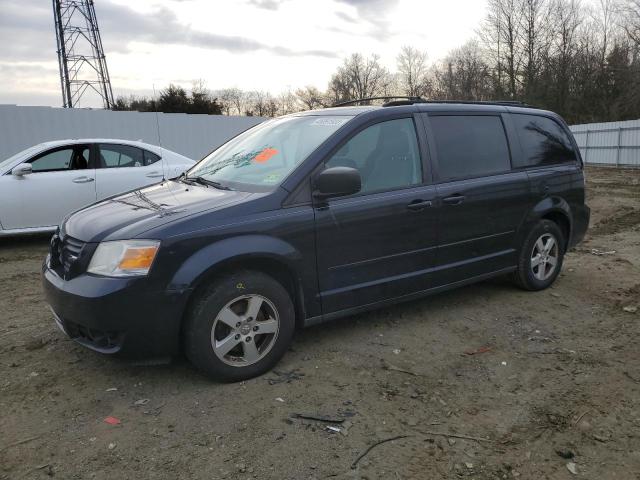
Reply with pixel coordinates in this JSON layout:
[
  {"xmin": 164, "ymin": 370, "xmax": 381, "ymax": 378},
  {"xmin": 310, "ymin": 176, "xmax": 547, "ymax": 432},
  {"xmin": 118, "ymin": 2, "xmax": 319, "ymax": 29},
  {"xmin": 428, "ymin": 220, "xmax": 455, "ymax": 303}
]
[{"xmin": 42, "ymin": 100, "xmax": 590, "ymax": 381}]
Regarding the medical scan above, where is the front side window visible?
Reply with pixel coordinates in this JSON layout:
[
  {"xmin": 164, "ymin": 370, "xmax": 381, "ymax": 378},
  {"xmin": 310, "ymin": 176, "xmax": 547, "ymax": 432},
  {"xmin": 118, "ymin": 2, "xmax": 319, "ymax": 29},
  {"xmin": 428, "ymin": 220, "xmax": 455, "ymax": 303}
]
[
  {"xmin": 326, "ymin": 118, "xmax": 422, "ymax": 194},
  {"xmin": 512, "ymin": 114, "xmax": 577, "ymax": 167},
  {"xmin": 98, "ymin": 144, "xmax": 144, "ymax": 168},
  {"xmin": 30, "ymin": 147, "xmax": 90, "ymax": 172},
  {"xmin": 430, "ymin": 115, "xmax": 511, "ymax": 181},
  {"xmin": 188, "ymin": 115, "xmax": 352, "ymax": 191}
]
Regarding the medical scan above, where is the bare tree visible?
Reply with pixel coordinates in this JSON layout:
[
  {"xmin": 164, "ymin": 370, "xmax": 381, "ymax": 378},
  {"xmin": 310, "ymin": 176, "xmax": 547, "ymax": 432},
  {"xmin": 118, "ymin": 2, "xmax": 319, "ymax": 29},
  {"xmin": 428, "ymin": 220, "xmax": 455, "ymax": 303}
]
[
  {"xmin": 295, "ymin": 86, "xmax": 326, "ymax": 110},
  {"xmin": 481, "ymin": 0, "xmax": 524, "ymax": 97},
  {"xmin": 396, "ymin": 46, "xmax": 430, "ymax": 97},
  {"xmin": 327, "ymin": 53, "xmax": 393, "ymax": 103},
  {"xmin": 618, "ymin": 0, "xmax": 640, "ymax": 45}
]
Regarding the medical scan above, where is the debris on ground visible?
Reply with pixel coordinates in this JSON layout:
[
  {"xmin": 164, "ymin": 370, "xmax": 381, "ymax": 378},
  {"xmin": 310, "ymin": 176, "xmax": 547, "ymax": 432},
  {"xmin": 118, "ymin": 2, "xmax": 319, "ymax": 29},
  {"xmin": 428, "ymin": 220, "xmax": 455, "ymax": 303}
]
[
  {"xmin": 591, "ymin": 248, "xmax": 616, "ymax": 255},
  {"xmin": 133, "ymin": 398, "xmax": 150, "ymax": 406},
  {"xmin": 103, "ymin": 416, "xmax": 121, "ymax": 425},
  {"xmin": 464, "ymin": 346, "xmax": 492, "ymax": 355},
  {"xmin": 622, "ymin": 305, "xmax": 637, "ymax": 313},
  {"xmin": 555, "ymin": 449, "xmax": 574, "ymax": 459},
  {"xmin": 351, "ymin": 435, "xmax": 411, "ymax": 469},
  {"xmin": 275, "ymin": 397, "xmax": 284, "ymax": 403},
  {"xmin": 267, "ymin": 369, "xmax": 305, "ymax": 385},
  {"xmin": 292, "ymin": 413, "xmax": 344, "ymax": 423},
  {"xmin": 566, "ymin": 462, "xmax": 578, "ymax": 474}
]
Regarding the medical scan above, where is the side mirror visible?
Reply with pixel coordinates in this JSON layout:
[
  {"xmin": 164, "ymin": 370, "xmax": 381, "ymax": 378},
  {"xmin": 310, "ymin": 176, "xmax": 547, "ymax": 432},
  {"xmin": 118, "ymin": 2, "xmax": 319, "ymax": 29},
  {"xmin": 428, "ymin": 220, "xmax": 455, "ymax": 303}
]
[
  {"xmin": 314, "ymin": 166, "xmax": 361, "ymax": 199},
  {"xmin": 11, "ymin": 163, "xmax": 32, "ymax": 176}
]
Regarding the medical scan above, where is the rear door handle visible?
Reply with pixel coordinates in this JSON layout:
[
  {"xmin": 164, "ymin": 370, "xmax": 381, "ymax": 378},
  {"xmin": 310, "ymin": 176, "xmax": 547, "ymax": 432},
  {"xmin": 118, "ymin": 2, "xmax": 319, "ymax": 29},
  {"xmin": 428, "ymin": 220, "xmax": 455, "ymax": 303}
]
[
  {"xmin": 72, "ymin": 176, "xmax": 95, "ymax": 183},
  {"xmin": 407, "ymin": 199, "xmax": 433, "ymax": 211},
  {"xmin": 442, "ymin": 194, "xmax": 465, "ymax": 205}
]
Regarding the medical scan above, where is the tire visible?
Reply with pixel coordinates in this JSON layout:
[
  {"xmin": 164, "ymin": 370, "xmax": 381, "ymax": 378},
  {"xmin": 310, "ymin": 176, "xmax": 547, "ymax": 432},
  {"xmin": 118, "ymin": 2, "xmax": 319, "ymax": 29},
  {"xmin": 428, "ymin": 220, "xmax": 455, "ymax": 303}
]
[
  {"xmin": 513, "ymin": 219, "xmax": 565, "ymax": 291},
  {"xmin": 184, "ymin": 270, "xmax": 295, "ymax": 382}
]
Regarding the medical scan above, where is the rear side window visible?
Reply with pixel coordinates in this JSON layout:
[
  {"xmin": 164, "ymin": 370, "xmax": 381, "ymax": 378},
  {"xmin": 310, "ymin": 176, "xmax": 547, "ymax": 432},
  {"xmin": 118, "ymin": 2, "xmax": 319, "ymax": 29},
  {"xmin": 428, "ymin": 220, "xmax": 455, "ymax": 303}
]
[
  {"xmin": 430, "ymin": 115, "xmax": 510, "ymax": 180},
  {"xmin": 512, "ymin": 114, "xmax": 577, "ymax": 167},
  {"xmin": 144, "ymin": 150, "xmax": 161, "ymax": 166},
  {"xmin": 98, "ymin": 144, "xmax": 144, "ymax": 168}
]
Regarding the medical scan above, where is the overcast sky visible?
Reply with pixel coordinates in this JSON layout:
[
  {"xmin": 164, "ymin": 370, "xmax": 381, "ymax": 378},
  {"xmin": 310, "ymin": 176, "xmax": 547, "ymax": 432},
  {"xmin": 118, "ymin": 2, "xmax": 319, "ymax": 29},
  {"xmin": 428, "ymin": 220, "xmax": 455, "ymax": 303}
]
[{"xmin": 0, "ymin": 0, "xmax": 488, "ymax": 108}]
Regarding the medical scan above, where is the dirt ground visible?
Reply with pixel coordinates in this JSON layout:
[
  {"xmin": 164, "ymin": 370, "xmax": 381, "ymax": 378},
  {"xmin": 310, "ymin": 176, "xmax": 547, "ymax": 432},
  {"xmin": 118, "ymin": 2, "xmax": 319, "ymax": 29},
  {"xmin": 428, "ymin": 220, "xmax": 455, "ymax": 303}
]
[{"xmin": 1, "ymin": 166, "xmax": 639, "ymax": 480}]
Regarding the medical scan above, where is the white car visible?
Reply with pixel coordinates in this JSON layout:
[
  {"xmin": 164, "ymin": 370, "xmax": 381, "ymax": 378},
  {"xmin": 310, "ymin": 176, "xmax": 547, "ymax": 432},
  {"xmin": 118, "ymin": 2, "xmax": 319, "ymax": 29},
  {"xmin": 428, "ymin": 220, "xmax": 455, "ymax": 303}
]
[{"xmin": 0, "ymin": 139, "xmax": 195, "ymax": 236}]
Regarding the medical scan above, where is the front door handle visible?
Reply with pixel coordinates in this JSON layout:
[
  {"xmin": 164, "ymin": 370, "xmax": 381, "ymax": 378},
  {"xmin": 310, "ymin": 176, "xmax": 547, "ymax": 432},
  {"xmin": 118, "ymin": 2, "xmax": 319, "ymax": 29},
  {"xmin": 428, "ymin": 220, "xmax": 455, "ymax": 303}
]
[
  {"xmin": 72, "ymin": 176, "xmax": 95, "ymax": 183},
  {"xmin": 442, "ymin": 194, "xmax": 465, "ymax": 205},
  {"xmin": 146, "ymin": 171, "xmax": 164, "ymax": 178},
  {"xmin": 407, "ymin": 199, "xmax": 433, "ymax": 211}
]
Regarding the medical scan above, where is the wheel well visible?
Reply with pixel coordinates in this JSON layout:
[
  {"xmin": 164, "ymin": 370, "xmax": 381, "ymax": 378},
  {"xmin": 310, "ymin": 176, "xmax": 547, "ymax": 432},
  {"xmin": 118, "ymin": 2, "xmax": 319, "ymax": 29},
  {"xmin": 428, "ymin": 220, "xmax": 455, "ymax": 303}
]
[
  {"xmin": 182, "ymin": 256, "xmax": 306, "ymax": 334},
  {"xmin": 542, "ymin": 211, "xmax": 570, "ymax": 250}
]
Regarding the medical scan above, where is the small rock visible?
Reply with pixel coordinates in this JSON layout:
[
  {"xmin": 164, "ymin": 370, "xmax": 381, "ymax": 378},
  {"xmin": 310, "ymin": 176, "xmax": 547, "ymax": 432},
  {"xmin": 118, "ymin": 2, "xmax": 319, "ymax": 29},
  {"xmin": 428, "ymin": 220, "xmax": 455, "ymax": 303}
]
[
  {"xmin": 275, "ymin": 397, "xmax": 284, "ymax": 403},
  {"xmin": 501, "ymin": 361, "xmax": 507, "ymax": 366},
  {"xmin": 392, "ymin": 349, "xmax": 401, "ymax": 355},
  {"xmin": 593, "ymin": 432, "xmax": 609, "ymax": 442},
  {"xmin": 555, "ymin": 449, "xmax": 574, "ymax": 459},
  {"xmin": 566, "ymin": 462, "xmax": 578, "ymax": 475},
  {"xmin": 465, "ymin": 462, "xmax": 474, "ymax": 469},
  {"xmin": 236, "ymin": 463, "xmax": 246, "ymax": 473},
  {"xmin": 447, "ymin": 438, "xmax": 456, "ymax": 446},
  {"xmin": 108, "ymin": 443, "xmax": 117, "ymax": 450},
  {"xmin": 105, "ymin": 387, "xmax": 118, "ymax": 392},
  {"xmin": 622, "ymin": 305, "xmax": 637, "ymax": 313},
  {"xmin": 134, "ymin": 398, "xmax": 150, "ymax": 406}
]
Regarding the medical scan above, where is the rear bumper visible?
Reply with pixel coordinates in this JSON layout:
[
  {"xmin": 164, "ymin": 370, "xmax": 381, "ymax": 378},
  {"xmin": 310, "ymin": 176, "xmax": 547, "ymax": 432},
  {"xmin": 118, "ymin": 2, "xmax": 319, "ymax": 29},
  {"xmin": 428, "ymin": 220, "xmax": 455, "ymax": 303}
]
[
  {"xmin": 570, "ymin": 203, "xmax": 590, "ymax": 248},
  {"xmin": 42, "ymin": 259, "xmax": 191, "ymax": 357}
]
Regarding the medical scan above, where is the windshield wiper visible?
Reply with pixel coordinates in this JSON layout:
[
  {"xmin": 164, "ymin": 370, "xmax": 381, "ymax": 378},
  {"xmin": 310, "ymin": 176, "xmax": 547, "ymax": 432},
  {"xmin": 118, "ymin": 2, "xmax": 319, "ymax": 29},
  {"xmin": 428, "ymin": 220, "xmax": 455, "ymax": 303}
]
[{"xmin": 184, "ymin": 175, "xmax": 233, "ymax": 190}]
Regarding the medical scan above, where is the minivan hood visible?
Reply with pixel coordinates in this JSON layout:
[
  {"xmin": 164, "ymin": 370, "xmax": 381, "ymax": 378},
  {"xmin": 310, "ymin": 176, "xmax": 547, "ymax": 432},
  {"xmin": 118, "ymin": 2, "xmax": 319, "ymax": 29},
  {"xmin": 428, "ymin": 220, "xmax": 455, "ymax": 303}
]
[{"xmin": 63, "ymin": 180, "xmax": 254, "ymax": 242}]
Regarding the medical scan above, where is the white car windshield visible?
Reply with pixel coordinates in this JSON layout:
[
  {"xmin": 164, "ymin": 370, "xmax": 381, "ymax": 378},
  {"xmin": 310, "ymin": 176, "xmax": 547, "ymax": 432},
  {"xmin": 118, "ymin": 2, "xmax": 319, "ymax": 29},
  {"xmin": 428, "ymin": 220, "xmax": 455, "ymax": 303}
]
[
  {"xmin": 187, "ymin": 115, "xmax": 352, "ymax": 191},
  {"xmin": 0, "ymin": 145, "xmax": 43, "ymax": 173}
]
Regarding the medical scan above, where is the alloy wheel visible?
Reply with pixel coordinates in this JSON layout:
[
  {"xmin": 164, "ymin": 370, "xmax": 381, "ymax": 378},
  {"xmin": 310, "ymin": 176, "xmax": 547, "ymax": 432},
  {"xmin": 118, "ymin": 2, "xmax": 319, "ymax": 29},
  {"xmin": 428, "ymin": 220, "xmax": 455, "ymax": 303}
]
[{"xmin": 210, "ymin": 294, "xmax": 280, "ymax": 367}]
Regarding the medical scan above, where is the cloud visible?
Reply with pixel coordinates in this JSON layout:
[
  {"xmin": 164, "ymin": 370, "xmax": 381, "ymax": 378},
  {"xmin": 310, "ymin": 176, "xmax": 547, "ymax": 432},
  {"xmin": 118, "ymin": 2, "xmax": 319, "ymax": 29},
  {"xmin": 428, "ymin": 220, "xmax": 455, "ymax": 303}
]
[
  {"xmin": 247, "ymin": 0, "xmax": 284, "ymax": 10},
  {"xmin": 0, "ymin": 0, "xmax": 337, "ymax": 61},
  {"xmin": 334, "ymin": 0, "xmax": 399, "ymax": 39},
  {"xmin": 94, "ymin": 2, "xmax": 337, "ymax": 58}
]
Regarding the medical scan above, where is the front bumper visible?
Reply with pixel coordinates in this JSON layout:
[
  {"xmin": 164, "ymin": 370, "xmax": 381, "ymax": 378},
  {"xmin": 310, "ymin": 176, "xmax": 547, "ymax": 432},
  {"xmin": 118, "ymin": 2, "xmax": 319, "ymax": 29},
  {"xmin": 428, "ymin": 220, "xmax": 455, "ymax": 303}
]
[{"xmin": 42, "ymin": 258, "xmax": 190, "ymax": 357}]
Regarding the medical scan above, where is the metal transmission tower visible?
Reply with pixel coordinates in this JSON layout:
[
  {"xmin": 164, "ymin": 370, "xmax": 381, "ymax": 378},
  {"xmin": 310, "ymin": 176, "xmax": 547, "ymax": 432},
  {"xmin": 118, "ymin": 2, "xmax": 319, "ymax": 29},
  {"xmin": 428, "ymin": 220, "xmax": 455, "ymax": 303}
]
[{"xmin": 52, "ymin": 0, "xmax": 114, "ymax": 108}]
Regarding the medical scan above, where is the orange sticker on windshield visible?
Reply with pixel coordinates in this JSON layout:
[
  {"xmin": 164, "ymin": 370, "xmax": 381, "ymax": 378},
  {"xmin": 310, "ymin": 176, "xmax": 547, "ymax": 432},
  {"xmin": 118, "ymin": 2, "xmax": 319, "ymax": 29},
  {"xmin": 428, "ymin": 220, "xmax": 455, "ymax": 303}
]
[{"xmin": 254, "ymin": 147, "xmax": 278, "ymax": 163}]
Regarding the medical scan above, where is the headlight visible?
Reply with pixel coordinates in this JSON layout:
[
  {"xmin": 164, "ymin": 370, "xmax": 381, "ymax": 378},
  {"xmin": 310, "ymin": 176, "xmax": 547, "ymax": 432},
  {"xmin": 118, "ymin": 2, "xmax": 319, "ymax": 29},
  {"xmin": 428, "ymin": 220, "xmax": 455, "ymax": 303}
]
[{"xmin": 87, "ymin": 240, "xmax": 160, "ymax": 277}]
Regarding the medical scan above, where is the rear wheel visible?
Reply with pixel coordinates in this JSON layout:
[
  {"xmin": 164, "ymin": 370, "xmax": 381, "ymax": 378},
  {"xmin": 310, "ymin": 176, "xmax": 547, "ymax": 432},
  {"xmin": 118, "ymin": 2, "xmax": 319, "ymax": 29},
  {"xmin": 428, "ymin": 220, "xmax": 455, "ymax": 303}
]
[
  {"xmin": 513, "ymin": 220, "xmax": 565, "ymax": 291},
  {"xmin": 184, "ymin": 270, "xmax": 295, "ymax": 382}
]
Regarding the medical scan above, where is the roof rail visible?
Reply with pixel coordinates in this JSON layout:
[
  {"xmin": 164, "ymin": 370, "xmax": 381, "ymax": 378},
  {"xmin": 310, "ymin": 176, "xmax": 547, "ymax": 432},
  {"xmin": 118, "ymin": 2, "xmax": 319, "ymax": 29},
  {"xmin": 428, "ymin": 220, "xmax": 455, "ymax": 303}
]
[
  {"xmin": 331, "ymin": 97, "xmax": 536, "ymax": 109},
  {"xmin": 420, "ymin": 100, "xmax": 535, "ymax": 108},
  {"xmin": 331, "ymin": 96, "xmax": 426, "ymax": 107}
]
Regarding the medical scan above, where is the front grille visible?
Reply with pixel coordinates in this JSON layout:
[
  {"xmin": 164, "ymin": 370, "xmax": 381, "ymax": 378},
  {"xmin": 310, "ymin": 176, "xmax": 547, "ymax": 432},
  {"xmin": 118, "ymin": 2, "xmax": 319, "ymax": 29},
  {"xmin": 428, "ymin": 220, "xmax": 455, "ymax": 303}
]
[
  {"xmin": 49, "ymin": 234, "xmax": 91, "ymax": 279},
  {"xmin": 61, "ymin": 236, "xmax": 85, "ymax": 272}
]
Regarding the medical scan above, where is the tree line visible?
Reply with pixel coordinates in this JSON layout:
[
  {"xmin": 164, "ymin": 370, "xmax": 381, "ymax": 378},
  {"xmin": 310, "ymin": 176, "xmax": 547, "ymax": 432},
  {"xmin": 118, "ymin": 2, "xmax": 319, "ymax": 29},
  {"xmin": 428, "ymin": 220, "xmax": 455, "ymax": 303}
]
[{"xmin": 114, "ymin": 0, "xmax": 640, "ymax": 124}]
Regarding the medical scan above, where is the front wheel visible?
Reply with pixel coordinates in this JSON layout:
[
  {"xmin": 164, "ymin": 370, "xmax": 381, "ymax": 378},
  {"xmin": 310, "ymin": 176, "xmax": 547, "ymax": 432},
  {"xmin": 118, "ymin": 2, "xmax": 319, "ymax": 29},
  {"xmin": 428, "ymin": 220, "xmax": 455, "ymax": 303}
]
[
  {"xmin": 513, "ymin": 220, "xmax": 565, "ymax": 291},
  {"xmin": 184, "ymin": 270, "xmax": 295, "ymax": 382}
]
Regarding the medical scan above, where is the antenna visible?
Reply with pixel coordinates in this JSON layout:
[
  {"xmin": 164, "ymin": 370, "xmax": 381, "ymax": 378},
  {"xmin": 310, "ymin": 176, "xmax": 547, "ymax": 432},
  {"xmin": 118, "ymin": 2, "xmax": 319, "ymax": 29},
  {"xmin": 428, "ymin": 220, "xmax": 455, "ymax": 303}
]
[{"xmin": 152, "ymin": 84, "xmax": 166, "ymax": 182}]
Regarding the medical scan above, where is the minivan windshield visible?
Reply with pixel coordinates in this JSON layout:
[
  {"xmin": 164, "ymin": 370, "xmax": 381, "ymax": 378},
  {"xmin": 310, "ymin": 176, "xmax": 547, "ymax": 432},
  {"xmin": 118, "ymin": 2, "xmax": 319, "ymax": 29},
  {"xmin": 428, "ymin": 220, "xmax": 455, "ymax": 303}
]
[{"xmin": 187, "ymin": 115, "xmax": 352, "ymax": 191}]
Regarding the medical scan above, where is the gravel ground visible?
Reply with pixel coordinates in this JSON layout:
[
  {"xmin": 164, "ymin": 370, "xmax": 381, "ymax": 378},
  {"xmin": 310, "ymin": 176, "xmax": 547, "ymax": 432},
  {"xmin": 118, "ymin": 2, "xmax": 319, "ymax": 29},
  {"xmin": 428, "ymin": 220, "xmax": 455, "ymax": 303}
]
[{"xmin": 1, "ymin": 166, "xmax": 639, "ymax": 480}]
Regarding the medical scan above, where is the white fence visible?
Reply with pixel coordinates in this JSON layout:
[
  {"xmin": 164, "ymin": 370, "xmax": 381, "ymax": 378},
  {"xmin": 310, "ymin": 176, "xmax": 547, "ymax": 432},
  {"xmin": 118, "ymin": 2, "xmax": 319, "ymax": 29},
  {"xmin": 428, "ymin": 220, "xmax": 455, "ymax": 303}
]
[
  {"xmin": 570, "ymin": 119, "xmax": 640, "ymax": 168},
  {"xmin": 0, "ymin": 105, "xmax": 264, "ymax": 162}
]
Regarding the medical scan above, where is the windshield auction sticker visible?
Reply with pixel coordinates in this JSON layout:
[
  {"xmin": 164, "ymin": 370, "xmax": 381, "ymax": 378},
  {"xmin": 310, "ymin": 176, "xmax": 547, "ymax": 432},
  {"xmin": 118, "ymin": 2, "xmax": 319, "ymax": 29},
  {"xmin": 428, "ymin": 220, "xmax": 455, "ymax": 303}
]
[
  {"xmin": 310, "ymin": 118, "xmax": 350, "ymax": 127},
  {"xmin": 254, "ymin": 147, "xmax": 279, "ymax": 163}
]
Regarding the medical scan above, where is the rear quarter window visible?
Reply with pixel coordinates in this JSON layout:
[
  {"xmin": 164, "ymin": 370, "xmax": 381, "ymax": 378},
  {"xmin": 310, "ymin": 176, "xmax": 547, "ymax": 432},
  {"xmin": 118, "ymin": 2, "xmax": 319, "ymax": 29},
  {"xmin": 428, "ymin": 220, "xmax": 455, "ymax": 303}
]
[
  {"xmin": 512, "ymin": 114, "xmax": 577, "ymax": 167},
  {"xmin": 430, "ymin": 115, "xmax": 511, "ymax": 181}
]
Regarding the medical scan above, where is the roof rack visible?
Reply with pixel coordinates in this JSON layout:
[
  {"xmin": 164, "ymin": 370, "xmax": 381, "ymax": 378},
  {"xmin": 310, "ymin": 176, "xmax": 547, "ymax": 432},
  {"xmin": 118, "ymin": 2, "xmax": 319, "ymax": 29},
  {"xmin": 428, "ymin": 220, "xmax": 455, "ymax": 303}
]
[
  {"xmin": 331, "ymin": 97, "xmax": 535, "ymax": 108},
  {"xmin": 331, "ymin": 96, "xmax": 426, "ymax": 107},
  {"xmin": 420, "ymin": 100, "xmax": 533, "ymax": 107}
]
